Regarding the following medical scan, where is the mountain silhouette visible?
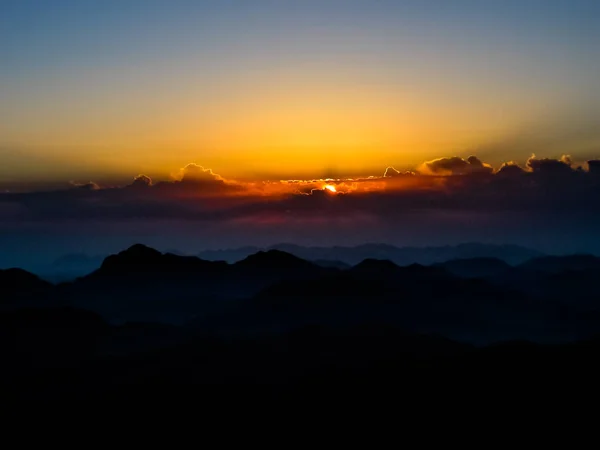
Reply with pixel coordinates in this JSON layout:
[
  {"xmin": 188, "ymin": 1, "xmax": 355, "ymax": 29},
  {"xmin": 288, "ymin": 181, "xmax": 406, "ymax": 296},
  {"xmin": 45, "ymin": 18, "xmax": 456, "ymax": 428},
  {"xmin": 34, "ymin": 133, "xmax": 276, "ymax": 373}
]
[
  {"xmin": 234, "ymin": 250, "xmax": 319, "ymax": 271},
  {"xmin": 348, "ymin": 260, "xmax": 452, "ymax": 286},
  {"xmin": 436, "ymin": 257, "xmax": 512, "ymax": 278},
  {"xmin": 351, "ymin": 258, "xmax": 400, "ymax": 272},
  {"xmin": 313, "ymin": 259, "xmax": 351, "ymax": 270},
  {"xmin": 0, "ymin": 268, "xmax": 52, "ymax": 303},
  {"xmin": 8, "ymin": 242, "xmax": 600, "ymax": 342},
  {"xmin": 92, "ymin": 244, "xmax": 228, "ymax": 277},
  {"xmin": 518, "ymin": 254, "xmax": 600, "ymax": 273},
  {"xmin": 4, "ymin": 242, "xmax": 600, "ymax": 411},
  {"xmin": 60, "ymin": 245, "xmax": 329, "ymax": 322}
]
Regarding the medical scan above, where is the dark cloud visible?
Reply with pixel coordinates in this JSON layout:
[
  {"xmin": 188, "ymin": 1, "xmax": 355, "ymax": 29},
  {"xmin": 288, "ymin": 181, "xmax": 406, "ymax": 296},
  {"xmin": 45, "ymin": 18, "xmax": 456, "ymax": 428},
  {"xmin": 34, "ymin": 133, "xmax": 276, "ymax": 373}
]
[
  {"xmin": 496, "ymin": 162, "xmax": 526, "ymax": 177},
  {"xmin": 129, "ymin": 174, "xmax": 152, "ymax": 188},
  {"xmin": 2, "ymin": 156, "xmax": 600, "ymax": 226},
  {"xmin": 419, "ymin": 156, "xmax": 493, "ymax": 176},
  {"xmin": 148, "ymin": 163, "xmax": 245, "ymax": 197},
  {"xmin": 526, "ymin": 154, "xmax": 574, "ymax": 175}
]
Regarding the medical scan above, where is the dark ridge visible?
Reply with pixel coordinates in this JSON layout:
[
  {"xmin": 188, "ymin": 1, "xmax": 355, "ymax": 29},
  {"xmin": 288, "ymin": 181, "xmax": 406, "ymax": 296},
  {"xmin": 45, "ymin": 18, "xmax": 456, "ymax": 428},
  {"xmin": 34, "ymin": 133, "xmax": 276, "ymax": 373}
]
[
  {"xmin": 234, "ymin": 250, "xmax": 318, "ymax": 271},
  {"xmin": 351, "ymin": 258, "xmax": 399, "ymax": 272},
  {"xmin": 398, "ymin": 263, "xmax": 453, "ymax": 279},
  {"xmin": 254, "ymin": 275, "xmax": 388, "ymax": 307},
  {"xmin": 100, "ymin": 244, "xmax": 162, "ymax": 268},
  {"xmin": 436, "ymin": 257, "xmax": 511, "ymax": 278},
  {"xmin": 313, "ymin": 259, "xmax": 351, "ymax": 270},
  {"xmin": 92, "ymin": 244, "xmax": 227, "ymax": 277},
  {"xmin": 0, "ymin": 268, "xmax": 53, "ymax": 301},
  {"xmin": 349, "ymin": 260, "xmax": 452, "ymax": 283},
  {"xmin": 519, "ymin": 254, "xmax": 600, "ymax": 273}
]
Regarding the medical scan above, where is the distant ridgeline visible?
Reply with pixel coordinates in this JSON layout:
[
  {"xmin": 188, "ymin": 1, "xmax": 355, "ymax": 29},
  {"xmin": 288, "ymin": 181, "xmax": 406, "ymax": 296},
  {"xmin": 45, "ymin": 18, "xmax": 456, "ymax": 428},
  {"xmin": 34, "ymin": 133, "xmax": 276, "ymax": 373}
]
[
  {"xmin": 20, "ymin": 242, "xmax": 544, "ymax": 282},
  {"xmin": 1, "ymin": 243, "xmax": 600, "ymax": 344},
  {"xmin": 197, "ymin": 242, "xmax": 543, "ymax": 265}
]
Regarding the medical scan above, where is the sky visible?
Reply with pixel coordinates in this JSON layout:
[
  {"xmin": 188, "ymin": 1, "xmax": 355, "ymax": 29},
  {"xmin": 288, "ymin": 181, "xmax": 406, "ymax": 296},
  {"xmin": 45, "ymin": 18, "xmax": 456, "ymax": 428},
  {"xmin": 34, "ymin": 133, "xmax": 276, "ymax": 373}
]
[
  {"xmin": 2, "ymin": 0, "xmax": 600, "ymax": 184},
  {"xmin": 1, "ymin": 0, "xmax": 600, "ymax": 264}
]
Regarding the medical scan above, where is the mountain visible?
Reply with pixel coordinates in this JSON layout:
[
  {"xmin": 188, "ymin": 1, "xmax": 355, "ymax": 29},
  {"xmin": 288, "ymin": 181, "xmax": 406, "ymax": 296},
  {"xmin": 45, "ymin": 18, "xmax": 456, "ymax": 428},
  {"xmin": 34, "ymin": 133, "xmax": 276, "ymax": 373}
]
[
  {"xmin": 93, "ymin": 244, "xmax": 227, "ymax": 277},
  {"xmin": 198, "ymin": 242, "xmax": 544, "ymax": 265},
  {"xmin": 351, "ymin": 258, "xmax": 400, "ymax": 273},
  {"xmin": 436, "ymin": 258, "xmax": 512, "ymax": 278},
  {"xmin": 9, "ymin": 242, "xmax": 600, "ymax": 342},
  {"xmin": 518, "ymin": 254, "xmax": 600, "ymax": 273},
  {"xmin": 4, "ymin": 243, "xmax": 600, "ymax": 412},
  {"xmin": 234, "ymin": 250, "xmax": 319, "ymax": 271},
  {"xmin": 59, "ymin": 245, "xmax": 329, "ymax": 323},
  {"xmin": 5, "ymin": 303, "xmax": 600, "ymax": 411},
  {"xmin": 6, "ymin": 242, "xmax": 600, "ymax": 410},
  {"xmin": 313, "ymin": 259, "xmax": 351, "ymax": 270},
  {"xmin": 0, "ymin": 268, "xmax": 53, "ymax": 303},
  {"xmin": 244, "ymin": 260, "xmax": 572, "ymax": 343},
  {"xmin": 197, "ymin": 246, "xmax": 261, "ymax": 263}
]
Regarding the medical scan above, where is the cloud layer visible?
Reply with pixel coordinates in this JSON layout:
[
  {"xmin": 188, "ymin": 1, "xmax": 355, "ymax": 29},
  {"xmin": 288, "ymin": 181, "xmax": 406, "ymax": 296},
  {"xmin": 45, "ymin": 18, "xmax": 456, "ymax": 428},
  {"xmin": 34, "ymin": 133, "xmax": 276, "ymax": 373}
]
[{"xmin": 1, "ymin": 156, "xmax": 600, "ymax": 227}]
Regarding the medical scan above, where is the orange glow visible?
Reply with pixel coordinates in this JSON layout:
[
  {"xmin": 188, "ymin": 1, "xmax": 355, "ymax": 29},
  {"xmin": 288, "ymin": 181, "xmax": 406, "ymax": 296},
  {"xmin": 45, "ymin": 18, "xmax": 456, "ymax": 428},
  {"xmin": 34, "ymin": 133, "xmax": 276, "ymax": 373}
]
[{"xmin": 324, "ymin": 184, "xmax": 337, "ymax": 193}]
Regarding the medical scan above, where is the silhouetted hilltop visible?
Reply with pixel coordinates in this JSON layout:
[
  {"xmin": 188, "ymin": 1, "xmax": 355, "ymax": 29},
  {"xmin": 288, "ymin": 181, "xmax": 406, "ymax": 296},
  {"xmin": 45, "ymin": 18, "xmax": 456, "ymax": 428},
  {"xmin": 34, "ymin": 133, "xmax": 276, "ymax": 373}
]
[
  {"xmin": 196, "ymin": 246, "xmax": 261, "ymax": 263},
  {"xmin": 100, "ymin": 243, "xmax": 161, "ymax": 269},
  {"xmin": 91, "ymin": 244, "xmax": 228, "ymax": 278},
  {"xmin": 61, "ymin": 245, "xmax": 330, "ymax": 322},
  {"xmin": 234, "ymin": 250, "xmax": 318, "ymax": 271},
  {"xmin": 436, "ymin": 258, "xmax": 512, "ymax": 278},
  {"xmin": 0, "ymin": 268, "xmax": 52, "ymax": 303},
  {"xmin": 519, "ymin": 254, "xmax": 600, "ymax": 273},
  {"xmin": 348, "ymin": 258, "xmax": 410, "ymax": 283}
]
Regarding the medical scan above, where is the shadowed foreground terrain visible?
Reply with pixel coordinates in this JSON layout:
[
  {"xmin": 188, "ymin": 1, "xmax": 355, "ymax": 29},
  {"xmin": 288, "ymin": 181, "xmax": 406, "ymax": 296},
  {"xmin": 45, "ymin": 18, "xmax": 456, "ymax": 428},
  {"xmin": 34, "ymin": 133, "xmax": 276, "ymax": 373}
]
[{"xmin": 2, "ymin": 244, "xmax": 600, "ymax": 411}]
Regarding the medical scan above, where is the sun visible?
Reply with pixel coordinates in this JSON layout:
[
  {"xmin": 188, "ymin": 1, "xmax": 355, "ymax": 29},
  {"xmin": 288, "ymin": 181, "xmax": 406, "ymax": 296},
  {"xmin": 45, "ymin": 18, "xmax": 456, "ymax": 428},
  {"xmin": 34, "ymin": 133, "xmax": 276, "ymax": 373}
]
[{"xmin": 324, "ymin": 184, "xmax": 337, "ymax": 193}]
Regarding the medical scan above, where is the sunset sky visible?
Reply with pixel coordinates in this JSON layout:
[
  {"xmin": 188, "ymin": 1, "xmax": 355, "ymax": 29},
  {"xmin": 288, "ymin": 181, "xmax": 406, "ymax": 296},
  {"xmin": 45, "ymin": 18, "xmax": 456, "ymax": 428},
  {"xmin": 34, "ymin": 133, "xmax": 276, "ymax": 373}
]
[
  {"xmin": 2, "ymin": 0, "xmax": 600, "ymax": 186},
  {"xmin": 1, "ymin": 1, "xmax": 600, "ymax": 264}
]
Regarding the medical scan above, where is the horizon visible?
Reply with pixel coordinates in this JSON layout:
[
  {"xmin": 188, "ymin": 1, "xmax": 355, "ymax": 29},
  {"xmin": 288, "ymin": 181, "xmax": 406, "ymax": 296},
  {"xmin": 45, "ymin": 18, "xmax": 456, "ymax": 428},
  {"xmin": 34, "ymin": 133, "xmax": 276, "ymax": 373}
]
[
  {"xmin": 2, "ymin": 1, "xmax": 600, "ymax": 267},
  {"xmin": 2, "ymin": 239, "xmax": 597, "ymax": 276}
]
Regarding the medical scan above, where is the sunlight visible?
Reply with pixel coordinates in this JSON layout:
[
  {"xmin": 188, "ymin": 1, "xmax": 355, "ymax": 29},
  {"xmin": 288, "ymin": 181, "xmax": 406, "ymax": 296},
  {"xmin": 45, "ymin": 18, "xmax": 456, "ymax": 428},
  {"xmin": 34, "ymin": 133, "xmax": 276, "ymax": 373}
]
[{"xmin": 324, "ymin": 184, "xmax": 337, "ymax": 193}]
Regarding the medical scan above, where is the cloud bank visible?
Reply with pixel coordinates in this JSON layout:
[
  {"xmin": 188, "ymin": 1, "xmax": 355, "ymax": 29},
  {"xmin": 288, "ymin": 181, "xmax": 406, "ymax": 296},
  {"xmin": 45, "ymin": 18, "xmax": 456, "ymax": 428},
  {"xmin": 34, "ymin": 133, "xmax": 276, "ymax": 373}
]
[{"xmin": 1, "ymin": 156, "xmax": 599, "ymax": 227}]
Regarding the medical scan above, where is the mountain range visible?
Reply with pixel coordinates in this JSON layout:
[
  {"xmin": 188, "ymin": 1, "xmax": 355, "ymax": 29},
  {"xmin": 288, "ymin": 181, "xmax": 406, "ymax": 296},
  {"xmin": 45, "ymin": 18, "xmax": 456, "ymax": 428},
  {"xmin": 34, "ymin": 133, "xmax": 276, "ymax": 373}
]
[
  {"xmin": 3, "ymin": 243, "xmax": 600, "ymax": 410},
  {"xmin": 26, "ymin": 242, "xmax": 545, "ymax": 282},
  {"xmin": 2, "ymin": 243, "xmax": 600, "ymax": 342}
]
